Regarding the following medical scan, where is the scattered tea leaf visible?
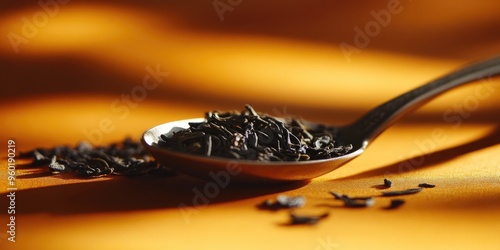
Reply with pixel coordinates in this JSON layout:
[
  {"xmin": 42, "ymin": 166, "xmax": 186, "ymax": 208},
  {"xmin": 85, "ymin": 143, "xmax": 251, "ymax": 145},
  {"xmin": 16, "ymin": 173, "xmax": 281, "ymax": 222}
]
[
  {"xmin": 48, "ymin": 156, "xmax": 65, "ymax": 174},
  {"xmin": 328, "ymin": 191, "xmax": 346, "ymax": 200},
  {"xmin": 258, "ymin": 195, "xmax": 306, "ymax": 210},
  {"xmin": 384, "ymin": 178, "xmax": 392, "ymax": 187},
  {"xmin": 381, "ymin": 188, "xmax": 423, "ymax": 197},
  {"xmin": 329, "ymin": 192, "xmax": 375, "ymax": 208},
  {"xmin": 289, "ymin": 211, "xmax": 329, "ymax": 225},
  {"xmin": 385, "ymin": 199, "xmax": 406, "ymax": 209},
  {"xmin": 344, "ymin": 196, "xmax": 375, "ymax": 208},
  {"xmin": 418, "ymin": 183, "xmax": 436, "ymax": 188},
  {"xmin": 277, "ymin": 195, "xmax": 306, "ymax": 208}
]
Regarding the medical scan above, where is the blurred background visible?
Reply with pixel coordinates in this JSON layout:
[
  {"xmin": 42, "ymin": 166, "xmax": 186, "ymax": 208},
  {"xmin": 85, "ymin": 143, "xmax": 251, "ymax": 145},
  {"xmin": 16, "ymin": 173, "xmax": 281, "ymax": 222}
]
[
  {"xmin": 1, "ymin": 2, "xmax": 500, "ymax": 249},
  {"xmin": 1, "ymin": 0, "xmax": 500, "ymax": 149}
]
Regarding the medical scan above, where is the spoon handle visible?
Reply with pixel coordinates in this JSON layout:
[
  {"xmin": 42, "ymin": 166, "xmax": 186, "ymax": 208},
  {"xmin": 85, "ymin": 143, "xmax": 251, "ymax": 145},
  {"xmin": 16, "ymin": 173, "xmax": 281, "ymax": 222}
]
[{"xmin": 351, "ymin": 56, "xmax": 500, "ymax": 146}]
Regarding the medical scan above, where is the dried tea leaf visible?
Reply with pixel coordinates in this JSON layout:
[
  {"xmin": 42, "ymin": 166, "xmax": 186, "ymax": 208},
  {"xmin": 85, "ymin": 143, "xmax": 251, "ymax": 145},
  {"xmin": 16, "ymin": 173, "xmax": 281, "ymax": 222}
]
[
  {"xmin": 385, "ymin": 199, "xmax": 406, "ymax": 209},
  {"xmin": 418, "ymin": 183, "xmax": 436, "ymax": 188},
  {"xmin": 384, "ymin": 178, "xmax": 392, "ymax": 187},
  {"xmin": 258, "ymin": 195, "xmax": 306, "ymax": 210},
  {"xmin": 381, "ymin": 188, "xmax": 423, "ymax": 197},
  {"xmin": 329, "ymin": 192, "xmax": 375, "ymax": 208},
  {"xmin": 289, "ymin": 211, "xmax": 329, "ymax": 225}
]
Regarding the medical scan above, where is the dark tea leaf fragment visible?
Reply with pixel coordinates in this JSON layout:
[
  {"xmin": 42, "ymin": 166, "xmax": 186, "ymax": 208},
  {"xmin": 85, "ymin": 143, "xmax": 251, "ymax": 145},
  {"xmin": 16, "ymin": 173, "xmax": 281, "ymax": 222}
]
[
  {"xmin": 418, "ymin": 183, "xmax": 435, "ymax": 188},
  {"xmin": 344, "ymin": 197, "xmax": 375, "ymax": 208},
  {"xmin": 289, "ymin": 211, "xmax": 329, "ymax": 225},
  {"xmin": 385, "ymin": 199, "xmax": 406, "ymax": 209},
  {"xmin": 32, "ymin": 150, "xmax": 52, "ymax": 166},
  {"xmin": 329, "ymin": 192, "xmax": 374, "ymax": 208},
  {"xmin": 276, "ymin": 195, "xmax": 306, "ymax": 208},
  {"xmin": 381, "ymin": 188, "xmax": 423, "ymax": 197},
  {"xmin": 48, "ymin": 156, "xmax": 66, "ymax": 173},
  {"xmin": 258, "ymin": 195, "xmax": 306, "ymax": 210},
  {"xmin": 328, "ymin": 191, "xmax": 345, "ymax": 200},
  {"xmin": 384, "ymin": 178, "xmax": 392, "ymax": 187}
]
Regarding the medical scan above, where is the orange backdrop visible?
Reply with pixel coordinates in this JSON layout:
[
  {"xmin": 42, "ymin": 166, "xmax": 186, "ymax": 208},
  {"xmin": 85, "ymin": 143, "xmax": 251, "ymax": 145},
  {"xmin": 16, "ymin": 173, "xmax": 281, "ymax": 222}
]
[{"xmin": 1, "ymin": 1, "xmax": 499, "ymax": 249}]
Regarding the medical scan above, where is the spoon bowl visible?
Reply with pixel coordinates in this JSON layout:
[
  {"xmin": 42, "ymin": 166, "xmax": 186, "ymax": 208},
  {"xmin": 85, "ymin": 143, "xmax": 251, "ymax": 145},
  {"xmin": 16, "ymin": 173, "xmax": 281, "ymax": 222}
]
[
  {"xmin": 142, "ymin": 118, "xmax": 364, "ymax": 182},
  {"xmin": 142, "ymin": 57, "xmax": 500, "ymax": 183}
]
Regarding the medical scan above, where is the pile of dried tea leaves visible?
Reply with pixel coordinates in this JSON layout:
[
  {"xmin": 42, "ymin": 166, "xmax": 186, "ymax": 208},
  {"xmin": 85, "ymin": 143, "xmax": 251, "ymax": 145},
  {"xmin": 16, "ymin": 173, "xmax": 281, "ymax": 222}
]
[
  {"xmin": 20, "ymin": 138, "xmax": 175, "ymax": 178},
  {"xmin": 157, "ymin": 105, "xmax": 352, "ymax": 161}
]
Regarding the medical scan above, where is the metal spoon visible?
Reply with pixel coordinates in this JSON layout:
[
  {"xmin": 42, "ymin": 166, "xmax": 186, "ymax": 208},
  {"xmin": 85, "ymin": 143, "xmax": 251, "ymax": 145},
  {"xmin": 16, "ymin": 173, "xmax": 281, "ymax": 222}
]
[{"xmin": 142, "ymin": 57, "xmax": 500, "ymax": 183}]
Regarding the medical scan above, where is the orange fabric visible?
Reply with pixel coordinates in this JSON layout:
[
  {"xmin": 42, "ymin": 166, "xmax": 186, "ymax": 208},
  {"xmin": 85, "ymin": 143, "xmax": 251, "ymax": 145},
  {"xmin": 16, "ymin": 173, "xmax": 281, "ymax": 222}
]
[{"xmin": 1, "ymin": 1, "xmax": 499, "ymax": 249}]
